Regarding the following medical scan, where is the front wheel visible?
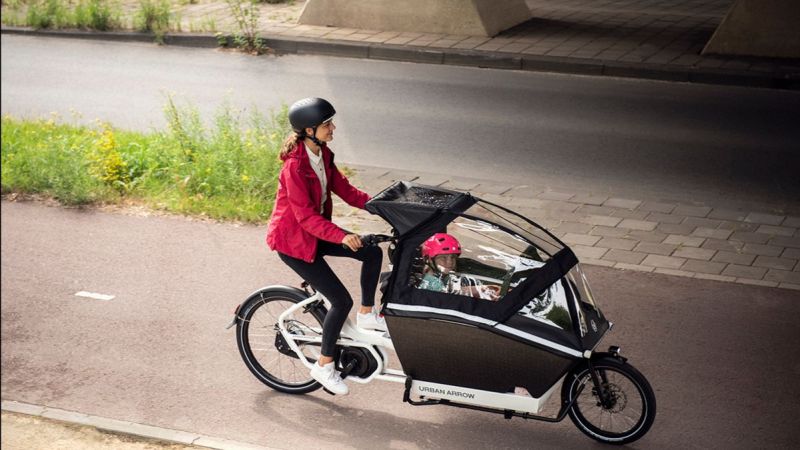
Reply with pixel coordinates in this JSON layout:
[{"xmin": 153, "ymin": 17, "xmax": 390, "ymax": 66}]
[
  {"xmin": 562, "ymin": 356, "xmax": 656, "ymax": 445},
  {"xmin": 236, "ymin": 287, "xmax": 327, "ymax": 394}
]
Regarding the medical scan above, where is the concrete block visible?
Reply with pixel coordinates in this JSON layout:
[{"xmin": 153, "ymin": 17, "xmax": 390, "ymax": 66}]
[
  {"xmin": 590, "ymin": 226, "xmax": 630, "ymax": 238},
  {"xmin": 753, "ymin": 256, "xmax": 797, "ymax": 271},
  {"xmin": 673, "ymin": 205, "xmax": 712, "ymax": 217},
  {"xmin": 573, "ymin": 245, "xmax": 609, "ymax": 260},
  {"xmin": 603, "ymin": 198, "xmax": 642, "ymax": 210},
  {"xmin": 780, "ymin": 283, "xmax": 800, "ymax": 290},
  {"xmin": 611, "ymin": 209, "xmax": 650, "ymax": 220},
  {"xmin": 597, "ymin": 238, "xmax": 638, "ymax": 251},
  {"xmin": 722, "ymin": 264, "xmax": 768, "ymax": 279},
  {"xmin": 298, "ymin": 0, "xmax": 532, "ymax": 37},
  {"xmin": 296, "ymin": 40, "xmax": 369, "ymax": 58},
  {"xmin": 368, "ymin": 45, "xmax": 444, "ymax": 64},
  {"xmin": 735, "ymin": 278, "xmax": 779, "ymax": 287},
  {"xmin": 745, "ymin": 212, "xmax": 786, "ymax": 225},
  {"xmin": 730, "ymin": 231, "xmax": 771, "ymax": 244},
  {"xmin": 618, "ymin": 219, "xmax": 658, "ymax": 231},
  {"xmin": 663, "ymin": 235, "xmax": 705, "ymax": 247},
  {"xmin": 580, "ymin": 258, "xmax": 616, "ymax": 268},
  {"xmin": 657, "ymin": 223, "xmax": 698, "ymax": 235},
  {"xmin": 522, "ymin": 56, "xmax": 604, "ymax": 75},
  {"xmin": 692, "ymin": 227, "xmax": 733, "ymax": 239},
  {"xmin": 571, "ymin": 193, "xmax": 609, "ymax": 206},
  {"xmin": 742, "ymin": 243, "xmax": 784, "ymax": 257},
  {"xmin": 554, "ymin": 222, "xmax": 594, "ymax": 234},
  {"xmin": 642, "ymin": 254, "xmax": 687, "ymax": 269},
  {"xmin": 769, "ymin": 235, "xmax": 800, "ymax": 249},
  {"xmin": 563, "ymin": 233, "xmax": 602, "ymax": 246},
  {"xmin": 654, "ymin": 268, "xmax": 695, "ymax": 278},
  {"xmin": 757, "ymin": 224, "xmax": 797, "ymax": 237},
  {"xmin": 615, "ymin": 262, "xmax": 655, "ymax": 272},
  {"xmin": 444, "ymin": 51, "xmax": 522, "ymax": 69},
  {"xmin": 645, "ymin": 212, "xmax": 685, "ymax": 224},
  {"xmin": 782, "ymin": 247, "xmax": 800, "ymax": 259},
  {"xmin": 683, "ymin": 217, "xmax": 724, "ymax": 228},
  {"xmin": 681, "ymin": 259, "xmax": 727, "ymax": 275},
  {"xmin": 639, "ymin": 201, "xmax": 677, "ymax": 213},
  {"xmin": 627, "ymin": 230, "xmax": 668, "ymax": 243},
  {"xmin": 712, "ymin": 251, "xmax": 756, "ymax": 265},
  {"xmin": 695, "ymin": 273, "xmax": 737, "ymax": 283},
  {"xmin": 580, "ymin": 215, "xmax": 622, "ymax": 227},
  {"xmin": 708, "ymin": 208, "xmax": 748, "ymax": 221},
  {"xmin": 782, "ymin": 216, "xmax": 800, "ymax": 227},
  {"xmin": 702, "ymin": 238, "xmax": 745, "ymax": 252},
  {"xmin": 602, "ymin": 249, "xmax": 647, "ymax": 264},
  {"xmin": 603, "ymin": 62, "xmax": 689, "ymax": 82},
  {"xmin": 576, "ymin": 205, "xmax": 616, "ymax": 216},
  {"xmin": 673, "ymin": 247, "xmax": 717, "ymax": 261},
  {"xmin": 634, "ymin": 242, "xmax": 678, "ymax": 256}
]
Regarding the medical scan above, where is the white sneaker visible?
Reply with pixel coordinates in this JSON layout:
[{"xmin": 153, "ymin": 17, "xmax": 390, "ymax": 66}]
[
  {"xmin": 357, "ymin": 309, "xmax": 387, "ymax": 331},
  {"xmin": 310, "ymin": 361, "xmax": 349, "ymax": 395}
]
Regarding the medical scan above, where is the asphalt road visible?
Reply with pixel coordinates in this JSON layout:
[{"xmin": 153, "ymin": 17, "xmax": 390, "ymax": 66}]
[
  {"xmin": 3, "ymin": 200, "xmax": 799, "ymax": 449},
  {"xmin": 2, "ymin": 34, "xmax": 799, "ymax": 211}
]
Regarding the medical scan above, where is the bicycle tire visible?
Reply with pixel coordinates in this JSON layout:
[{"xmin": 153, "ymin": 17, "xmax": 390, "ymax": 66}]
[
  {"xmin": 562, "ymin": 356, "xmax": 656, "ymax": 445},
  {"xmin": 236, "ymin": 287, "xmax": 327, "ymax": 394}
]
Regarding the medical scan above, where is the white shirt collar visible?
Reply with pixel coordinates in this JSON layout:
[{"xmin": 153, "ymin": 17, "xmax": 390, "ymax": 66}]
[{"xmin": 306, "ymin": 146, "xmax": 323, "ymax": 165}]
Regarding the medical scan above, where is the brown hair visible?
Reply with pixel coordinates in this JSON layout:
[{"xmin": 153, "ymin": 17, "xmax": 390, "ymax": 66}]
[{"xmin": 279, "ymin": 132, "xmax": 303, "ymax": 161}]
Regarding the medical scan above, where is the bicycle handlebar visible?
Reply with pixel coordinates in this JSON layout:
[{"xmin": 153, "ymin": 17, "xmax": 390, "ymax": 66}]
[{"xmin": 342, "ymin": 233, "xmax": 394, "ymax": 250}]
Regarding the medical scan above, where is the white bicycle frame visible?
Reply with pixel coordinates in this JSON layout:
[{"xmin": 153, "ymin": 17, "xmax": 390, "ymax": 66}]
[
  {"xmin": 276, "ymin": 290, "xmax": 407, "ymax": 385},
  {"xmin": 276, "ymin": 290, "xmax": 563, "ymax": 414}
]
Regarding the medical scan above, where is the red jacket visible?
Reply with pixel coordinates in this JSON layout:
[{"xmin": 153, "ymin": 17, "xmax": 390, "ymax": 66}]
[{"xmin": 266, "ymin": 141, "xmax": 370, "ymax": 262}]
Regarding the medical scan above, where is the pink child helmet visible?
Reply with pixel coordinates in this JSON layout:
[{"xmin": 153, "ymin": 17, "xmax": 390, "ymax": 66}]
[{"xmin": 421, "ymin": 233, "xmax": 461, "ymax": 258}]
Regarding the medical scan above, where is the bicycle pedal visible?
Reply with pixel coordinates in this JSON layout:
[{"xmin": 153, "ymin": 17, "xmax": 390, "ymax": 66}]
[{"xmin": 322, "ymin": 387, "xmax": 336, "ymax": 396}]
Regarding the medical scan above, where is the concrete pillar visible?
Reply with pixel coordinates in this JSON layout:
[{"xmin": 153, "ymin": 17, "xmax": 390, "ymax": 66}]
[
  {"xmin": 703, "ymin": 0, "xmax": 800, "ymax": 59},
  {"xmin": 298, "ymin": 0, "xmax": 532, "ymax": 37}
]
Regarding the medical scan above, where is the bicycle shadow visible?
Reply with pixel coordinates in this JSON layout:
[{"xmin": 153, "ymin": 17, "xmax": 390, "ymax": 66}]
[{"xmin": 251, "ymin": 387, "xmax": 574, "ymax": 449}]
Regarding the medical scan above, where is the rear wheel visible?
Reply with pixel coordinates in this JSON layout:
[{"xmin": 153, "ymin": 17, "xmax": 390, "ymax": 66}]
[
  {"xmin": 562, "ymin": 356, "xmax": 656, "ymax": 445},
  {"xmin": 236, "ymin": 288, "xmax": 327, "ymax": 394}
]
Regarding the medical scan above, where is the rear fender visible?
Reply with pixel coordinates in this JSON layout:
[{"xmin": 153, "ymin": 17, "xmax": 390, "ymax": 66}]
[{"xmin": 226, "ymin": 285, "xmax": 312, "ymax": 330}]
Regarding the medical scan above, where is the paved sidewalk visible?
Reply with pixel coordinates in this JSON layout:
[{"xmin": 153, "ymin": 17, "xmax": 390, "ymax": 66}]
[
  {"xmin": 341, "ymin": 165, "xmax": 800, "ymax": 291},
  {"xmin": 2, "ymin": 0, "xmax": 799, "ymax": 88}
]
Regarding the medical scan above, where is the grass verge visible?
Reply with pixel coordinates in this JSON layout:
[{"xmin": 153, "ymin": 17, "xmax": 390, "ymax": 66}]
[{"xmin": 1, "ymin": 99, "xmax": 289, "ymax": 223}]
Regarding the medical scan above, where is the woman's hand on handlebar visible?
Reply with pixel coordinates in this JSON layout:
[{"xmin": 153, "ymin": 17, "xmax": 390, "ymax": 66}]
[{"xmin": 342, "ymin": 234, "xmax": 363, "ymax": 251}]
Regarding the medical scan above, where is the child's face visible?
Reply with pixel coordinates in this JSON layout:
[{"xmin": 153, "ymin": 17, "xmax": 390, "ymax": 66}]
[{"xmin": 433, "ymin": 254, "xmax": 457, "ymax": 273}]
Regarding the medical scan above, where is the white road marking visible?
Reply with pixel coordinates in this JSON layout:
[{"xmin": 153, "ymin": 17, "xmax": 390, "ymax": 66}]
[{"xmin": 74, "ymin": 291, "xmax": 115, "ymax": 301}]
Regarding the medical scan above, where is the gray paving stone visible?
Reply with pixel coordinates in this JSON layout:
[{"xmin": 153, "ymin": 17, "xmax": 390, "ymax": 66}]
[
  {"xmin": 673, "ymin": 205, "xmax": 712, "ymax": 217},
  {"xmin": 440, "ymin": 179, "xmax": 479, "ymax": 191},
  {"xmin": 505, "ymin": 186, "xmax": 544, "ymax": 199},
  {"xmin": 756, "ymin": 224, "xmax": 797, "ymax": 237},
  {"xmin": 694, "ymin": 273, "xmax": 737, "ymax": 283},
  {"xmin": 473, "ymin": 183, "xmax": 514, "ymax": 195},
  {"xmin": 411, "ymin": 173, "xmax": 449, "ymax": 186},
  {"xmin": 682, "ymin": 217, "xmax": 723, "ymax": 229},
  {"xmin": 780, "ymin": 283, "xmax": 800, "ymax": 290},
  {"xmin": 657, "ymin": 223, "xmax": 697, "ymax": 235},
  {"xmin": 540, "ymin": 201, "xmax": 582, "ymax": 213},
  {"xmin": 580, "ymin": 215, "xmax": 622, "ymax": 227},
  {"xmin": 597, "ymin": 237, "xmax": 638, "ymax": 251},
  {"xmin": 663, "ymin": 235, "xmax": 705, "ymax": 247},
  {"xmin": 602, "ymin": 249, "xmax": 647, "ymax": 264},
  {"xmin": 735, "ymin": 278, "xmax": 778, "ymax": 288},
  {"xmin": 571, "ymin": 193, "xmax": 609, "ymax": 206},
  {"xmin": 673, "ymin": 247, "xmax": 716, "ymax": 260},
  {"xmin": 742, "ymin": 243, "xmax": 785, "ymax": 257},
  {"xmin": 745, "ymin": 212, "xmax": 785, "ymax": 225},
  {"xmin": 580, "ymin": 257, "xmax": 617, "ymax": 268},
  {"xmin": 654, "ymin": 268, "xmax": 695, "ymax": 278},
  {"xmin": 615, "ymin": 262, "xmax": 654, "ymax": 272},
  {"xmin": 626, "ymin": 229, "xmax": 669, "ymax": 243},
  {"xmin": 691, "ymin": 227, "xmax": 733, "ymax": 240},
  {"xmin": 722, "ymin": 264, "xmax": 768, "ymax": 279},
  {"xmin": 712, "ymin": 251, "xmax": 756, "ymax": 266},
  {"xmin": 642, "ymin": 254, "xmax": 687, "ymax": 269},
  {"xmin": 729, "ymin": 231, "xmax": 771, "ymax": 244},
  {"xmin": 707, "ymin": 209, "xmax": 748, "ymax": 221},
  {"xmin": 610, "ymin": 209, "xmax": 650, "ymax": 220},
  {"xmin": 645, "ymin": 212, "xmax": 685, "ymax": 224},
  {"xmin": 681, "ymin": 259, "xmax": 726, "ymax": 275},
  {"xmin": 718, "ymin": 221, "xmax": 760, "ymax": 232},
  {"xmin": 698, "ymin": 239, "xmax": 743, "ymax": 253},
  {"xmin": 576, "ymin": 205, "xmax": 616, "ymax": 216},
  {"xmin": 590, "ymin": 226, "xmax": 630, "ymax": 238},
  {"xmin": 603, "ymin": 198, "xmax": 642, "ymax": 209},
  {"xmin": 537, "ymin": 191, "xmax": 574, "ymax": 201},
  {"xmin": 769, "ymin": 235, "xmax": 800, "ymax": 249},
  {"xmin": 634, "ymin": 242, "xmax": 678, "ymax": 256},
  {"xmin": 783, "ymin": 216, "xmax": 800, "ymax": 227},
  {"xmin": 782, "ymin": 247, "xmax": 800, "ymax": 260},
  {"xmin": 573, "ymin": 245, "xmax": 609, "ymax": 260},
  {"xmin": 618, "ymin": 219, "xmax": 658, "ymax": 231},
  {"xmin": 639, "ymin": 201, "xmax": 676, "ymax": 213},
  {"xmin": 753, "ymin": 256, "xmax": 797, "ymax": 271},
  {"xmin": 554, "ymin": 221, "xmax": 594, "ymax": 234},
  {"xmin": 563, "ymin": 233, "xmax": 602, "ymax": 246},
  {"xmin": 764, "ymin": 269, "xmax": 800, "ymax": 284}
]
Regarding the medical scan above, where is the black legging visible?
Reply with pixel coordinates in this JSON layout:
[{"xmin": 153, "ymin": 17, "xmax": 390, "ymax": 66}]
[{"xmin": 278, "ymin": 240, "xmax": 382, "ymax": 356}]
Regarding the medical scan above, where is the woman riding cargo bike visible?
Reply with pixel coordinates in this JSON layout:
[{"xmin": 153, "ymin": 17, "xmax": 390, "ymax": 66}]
[{"xmin": 231, "ymin": 154, "xmax": 657, "ymax": 444}]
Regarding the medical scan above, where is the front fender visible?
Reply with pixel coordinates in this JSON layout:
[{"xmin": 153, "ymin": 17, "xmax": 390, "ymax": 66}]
[{"xmin": 226, "ymin": 285, "xmax": 311, "ymax": 330}]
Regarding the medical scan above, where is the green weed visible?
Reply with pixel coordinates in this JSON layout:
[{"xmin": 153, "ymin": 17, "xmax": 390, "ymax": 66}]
[{"xmin": 1, "ymin": 99, "xmax": 290, "ymax": 223}]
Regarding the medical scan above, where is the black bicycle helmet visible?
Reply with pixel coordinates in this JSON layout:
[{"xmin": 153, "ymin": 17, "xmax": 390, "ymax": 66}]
[{"xmin": 288, "ymin": 97, "xmax": 336, "ymax": 133}]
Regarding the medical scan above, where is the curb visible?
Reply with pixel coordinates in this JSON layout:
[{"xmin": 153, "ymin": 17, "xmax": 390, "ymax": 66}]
[
  {"xmin": 3, "ymin": 26, "xmax": 799, "ymax": 90},
  {"xmin": 1, "ymin": 400, "xmax": 275, "ymax": 450}
]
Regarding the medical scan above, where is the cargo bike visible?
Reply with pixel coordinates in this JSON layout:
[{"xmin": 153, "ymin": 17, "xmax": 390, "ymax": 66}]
[{"xmin": 230, "ymin": 181, "xmax": 656, "ymax": 444}]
